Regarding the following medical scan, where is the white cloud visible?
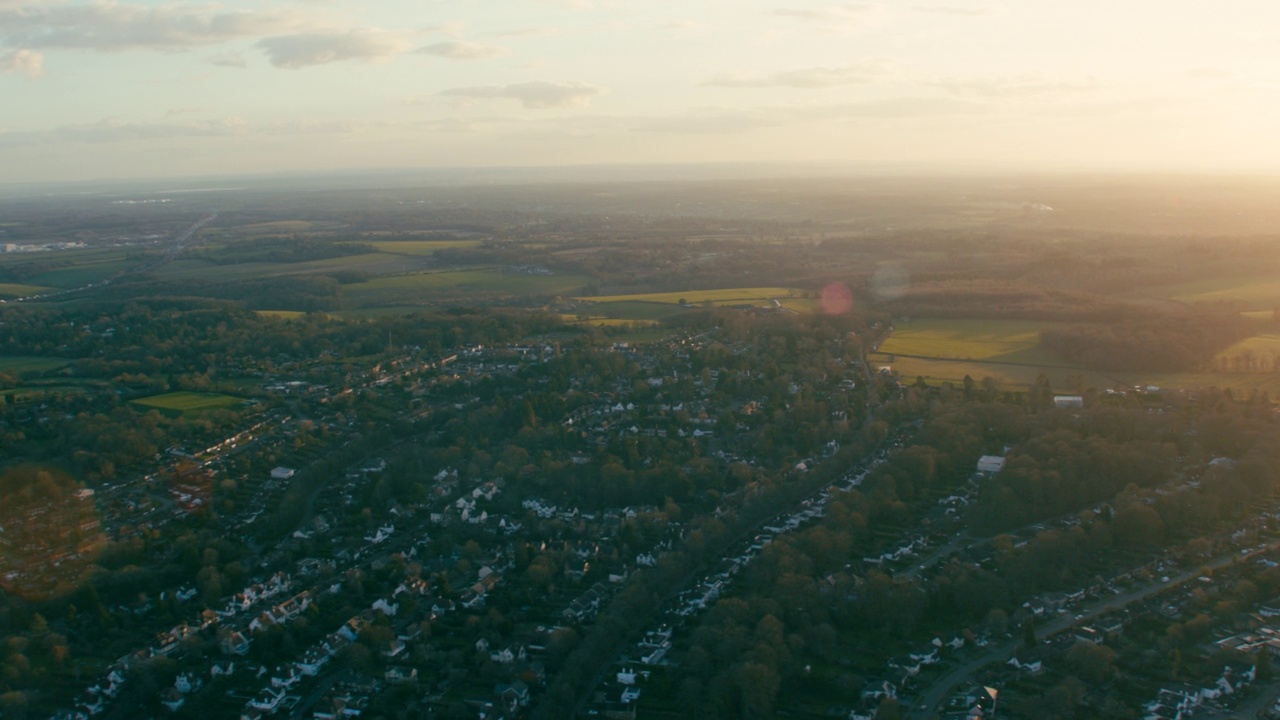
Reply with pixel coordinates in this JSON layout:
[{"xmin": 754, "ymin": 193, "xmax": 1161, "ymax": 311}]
[
  {"xmin": 772, "ymin": 4, "xmax": 875, "ymax": 24},
  {"xmin": 0, "ymin": 48, "xmax": 43, "ymax": 77},
  {"xmin": 0, "ymin": 3, "xmax": 312, "ymax": 52},
  {"xmin": 439, "ymin": 80, "xmax": 602, "ymax": 108},
  {"xmin": 703, "ymin": 60, "xmax": 889, "ymax": 89},
  {"xmin": 255, "ymin": 30, "xmax": 413, "ymax": 68},
  {"xmin": 417, "ymin": 40, "xmax": 507, "ymax": 60},
  {"xmin": 930, "ymin": 75, "xmax": 1096, "ymax": 98},
  {"xmin": 911, "ymin": 5, "xmax": 990, "ymax": 16},
  {"xmin": 209, "ymin": 50, "xmax": 247, "ymax": 68},
  {"xmin": 633, "ymin": 97, "xmax": 984, "ymax": 134}
]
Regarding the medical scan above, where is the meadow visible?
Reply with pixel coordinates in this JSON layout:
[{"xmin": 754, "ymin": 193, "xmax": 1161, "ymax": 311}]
[
  {"xmin": 0, "ymin": 356, "xmax": 72, "ymax": 374},
  {"xmin": 342, "ymin": 268, "xmax": 589, "ymax": 308},
  {"xmin": 578, "ymin": 287, "xmax": 801, "ymax": 305},
  {"xmin": 131, "ymin": 391, "xmax": 245, "ymax": 415},
  {"xmin": 0, "ymin": 283, "xmax": 55, "ymax": 299}
]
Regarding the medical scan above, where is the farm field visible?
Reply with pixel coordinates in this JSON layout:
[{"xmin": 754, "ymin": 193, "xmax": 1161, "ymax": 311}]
[
  {"xmin": 0, "ymin": 356, "xmax": 72, "ymax": 374},
  {"xmin": 364, "ymin": 240, "xmax": 484, "ymax": 255},
  {"xmin": 343, "ymin": 268, "xmax": 589, "ymax": 307},
  {"xmin": 0, "ymin": 283, "xmax": 56, "ymax": 298},
  {"xmin": 27, "ymin": 259, "xmax": 138, "ymax": 289},
  {"xmin": 579, "ymin": 287, "xmax": 801, "ymax": 305},
  {"xmin": 157, "ymin": 252, "xmax": 424, "ymax": 282},
  {"xmin": 1138, "ymin": 274, "xmax": 1280, "ymax": 309},
  {"xmin": 876, "ymin": 318, "xmax": 1066, "ymax": 364},
  {"xmin": 131, "ymin": 391, "xmax": 245, "ymax": 415},
  {"xmin": 870, "ymin": 353, "xmax": 1117, "ymax": 391}
]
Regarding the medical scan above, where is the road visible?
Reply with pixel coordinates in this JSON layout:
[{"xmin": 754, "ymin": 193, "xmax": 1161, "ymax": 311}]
[{"xmin": 912, "ymin": 541, "xmax": 1280, "ymax": 718}]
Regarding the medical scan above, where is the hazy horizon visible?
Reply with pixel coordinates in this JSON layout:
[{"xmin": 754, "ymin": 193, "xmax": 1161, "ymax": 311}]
[{"xmin": 4, "ymin": 1, "xmax": 1280, "ymax": 183}]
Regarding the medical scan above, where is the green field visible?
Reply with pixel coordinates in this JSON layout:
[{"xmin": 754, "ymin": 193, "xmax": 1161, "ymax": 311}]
[
  {"xmin": 365, "ymin": 240, "xmax": 483, "ymax": 256},
  {"xmin": 131, "ymin": 391, "xmax": 245, "ymax": 415},
  {"xmin": 1141, "ymin": 274, "xmax": 1280, "ymax": 309},
  {"xmin": 343, "ymin": 268, "xmax": 589, "ymax": 306},
  {"xmin": 872, "ymin": 354, "xmax": 1116, "ymax": 391},
  {"xmin": 0, "ymin": 356, "xmax": 72, "ymax": 374},
  {"xmin": 877, "ymin": 318, "xmax": 1065, "ymax": 364},
  {"xmin": 254, "ymin": 310, "xmax": 308, "ymax": 320},
  {"xmin": 158, "ymin": 252, "xmax": 420, "ymax": 282},
  {"xmin": 578, "ymin": 287, "xmax": 801, "ymax": 305},
  {"xmin": 872, "ymin": 318, "xmax": 1113, "ymax": 391},
  {"xmin": 0, "ymin": 283, "xmax": 55, "ymax": 298}
]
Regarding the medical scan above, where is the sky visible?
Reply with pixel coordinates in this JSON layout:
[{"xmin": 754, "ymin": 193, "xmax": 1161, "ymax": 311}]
[{"xmin": 2, "ymin": 0, "xmax": 1279, "ymax": 183}]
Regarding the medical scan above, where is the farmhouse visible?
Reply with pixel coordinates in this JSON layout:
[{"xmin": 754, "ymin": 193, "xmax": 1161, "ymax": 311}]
[
  {"xmin": 976, "ymin": 455, "xmax": 1006, "ymax": 474},
  {"xmin": 1054, "ymin": 395, "xmax": 1084, "ymax": 409}
]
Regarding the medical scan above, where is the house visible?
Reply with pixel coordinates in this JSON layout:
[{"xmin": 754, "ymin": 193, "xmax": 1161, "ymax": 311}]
[
  {"xmin": 270, "ymin": 467, "xmax": 296, "ymax": 480},
  {"xmin": 1074, "ymin": 627, "xmax": 1103, "ymax": 645},
  {"xmin": 385, "ymin": 666, "xmax": 418, "ymax": 684},
  {"xmin": 496, "ymin": 679, "xmax": 531, "ymax": 710},
  {"xmin": 490, "ymin": 645, "xmax": 526, "ymax": 664},
  {"xmin": 1054, "ymin": 395, "xmax": 1084, "ymax": 409},
  {"xmin": 248, "ymin": 687, "xmax": 286, "ymax": 712},
  {"xmin": 976, "ymin": 455, "xmax": 1006, "ymax": 474}
]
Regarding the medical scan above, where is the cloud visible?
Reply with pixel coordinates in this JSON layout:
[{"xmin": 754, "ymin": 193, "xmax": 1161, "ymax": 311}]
[
  {"xmin": 417, "ymin": 40, "xmax": 507, "ymax": 60},
  {"xmin": 255, "ymin": 30, "xmax": 412, "ymax": 68},
  {"xmin": 930, "ymin": 75, "xmax": 1096, "ymax": 98},
  {"xmin": 1183, "ymin": 68, "xmax": 1233, "ymax": 79},
  {"xmin": 0, "ymin": 116, "xmax": 248, "ymax": 148},
  {"xmin": 166, "ymin": 106, "xmax": 210, "ymax": 117},
  {"xmin": 0, "ymin": 48, "xmax": 43, "ymax": 77},
  {"xmin": 0, "ymin": 3, "xmax": 311, "ymax": 52},
  {"xmin": 772, "ymin": 4, "xmax": 875, "ymax": 24},
  {"xmin": 439, "ymin": 80, "xmax": 602, "ymax": 108},
  {"xmin": 703, "ymin": 60, "xmax": 889, "ymax": 88},
  {"xmin": 633, "ymin": 97, "xmax": 984, "ymax": 134},
  {"xmin": 911, "ymin": 5, "xmax": 989, "ymax": 16},
  {"xmin": 489, "ymin": 25, "xmax": 560, "ymax": 39},
  {"xmin": 209, "ymin": 50, "xmax": 246, "ymax": 68}
]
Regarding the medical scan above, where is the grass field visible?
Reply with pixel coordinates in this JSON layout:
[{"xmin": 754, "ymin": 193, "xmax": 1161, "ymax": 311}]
[
  {"xmin": 158, "ymin": 252, "xmax": 420, "ymax": 282},
  {"xmin": 254, "ymin": 310, "xmax": 308, "ymax": 320},
  {"xmin": 364, "ymin": 240, "xmax": 483, "ymax": 256},
  {"xmin": 872, "ymin": 353, "xmax": 1117, "ymax": 391},
  {"xmin": 131, "ymin": 391, "xmax": 245, "ymax": 415},
  {"xmin": 876, "ymin": 318, "xmax": 1280, "ymax": 394},
  {"xmin": 877, "ymin": 319, "xmax": 1065, "ymax": 364},
  {"xmin": 579, "ymin": 287, "xmax": 801, "ymax": 305},
  {"xmin": 0, "ymin": 283, "xmax": 55, "ymax": 298},
  {"xmin": 1141, "ymin": 275, "xmax": 1280, "ymax": 309},
  {"xmin": 343, "ymin": 268, "xmax": 588, "ymax": 306},
  {"xmin": 872, "ymin": 318, "xmax": 1114, "ymax": 390},
  {"xmin": 0, "ymin": 356, "xmax": 72, "ymax": 374}
]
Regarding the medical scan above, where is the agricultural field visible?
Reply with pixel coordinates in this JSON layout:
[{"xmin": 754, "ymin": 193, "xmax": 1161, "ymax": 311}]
[
  {"xmin": 1138, "ymin": 274, "xmax": 1280, "ymax": 310},
  {"xmin": 0, "ymin": 356, "xmax": 71, "ymax": 374},
  {"xmin": 875, "ymin": 318, "xmax": 1280, "ymax": 394},
  {"xmin": 876, "ymin": 319, "xmax": 1065, "ymax": 364},
  {"xmin": 234, "ymin": 220, "xmax": 344, "ymax": 235},
  {"xmin": 342, "ymin": 268, "xmax": 589, "ymax": 307},
  {"xmin": 0, "ymin": 283, "xmax": 55, "ymax": 299},
  {"xmin": 157, "ymin": 252, "xmax": 424, "ymax": 282},
  {"xmin": 871, "ymin": 354, "xmax": 1117, "ymax": 391},
  {"xmin": 578, "ymin": 287, "xmax": 802, "ymax": 305},
  {"xmin": 872, "ymin": 318, "xmax": 1112, "ymax": 391},
  {"xmin": 364, "ymin": 240, "xmax": 484, "ymax": 255},
  {"xmin": 130, "ymin": 391, "xmax": 246, "ymax": 415}
]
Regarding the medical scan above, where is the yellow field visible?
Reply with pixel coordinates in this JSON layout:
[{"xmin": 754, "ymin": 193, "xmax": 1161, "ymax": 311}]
[
  {"xmin": 578, "ymin": 287, "xmax": 801, "ymax": 304},
  {"xmin": 877, "ymin": 319, "xmax": 1064, "ymax": 364},
  {"xmin": 254, "ymin": 310, "xmax": 308, "ymax": 319}
]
